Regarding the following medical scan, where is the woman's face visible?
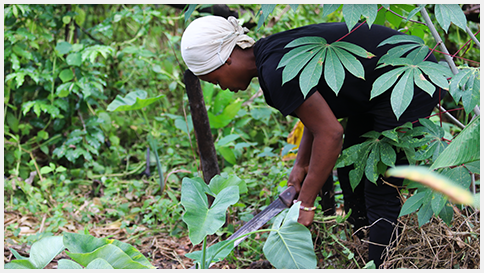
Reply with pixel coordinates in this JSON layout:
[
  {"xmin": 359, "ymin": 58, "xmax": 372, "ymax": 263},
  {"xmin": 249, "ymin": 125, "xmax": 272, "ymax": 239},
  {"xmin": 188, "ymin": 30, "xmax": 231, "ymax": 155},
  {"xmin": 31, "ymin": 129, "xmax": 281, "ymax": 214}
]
[{"xmin": 198, "ymin": 57, "xmax": 252, "ymax": 93}]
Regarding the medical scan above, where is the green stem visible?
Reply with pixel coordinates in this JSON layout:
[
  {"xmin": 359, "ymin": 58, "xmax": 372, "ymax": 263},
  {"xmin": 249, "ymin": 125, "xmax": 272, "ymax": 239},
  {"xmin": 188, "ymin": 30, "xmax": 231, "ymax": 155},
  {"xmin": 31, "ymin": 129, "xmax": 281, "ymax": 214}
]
[{"xmin": 201, "ymin": 237, "xmax": 207, "ymax": 269}]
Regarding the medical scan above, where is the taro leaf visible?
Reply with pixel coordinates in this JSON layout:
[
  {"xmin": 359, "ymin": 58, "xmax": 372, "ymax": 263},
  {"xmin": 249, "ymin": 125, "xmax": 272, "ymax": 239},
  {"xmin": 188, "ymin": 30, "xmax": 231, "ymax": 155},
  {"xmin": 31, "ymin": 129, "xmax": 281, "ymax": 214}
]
[
  {"xmin": 185, "ymin": 240, "xmax": 235, "ymax": 266},
  {"xmin": 263, "ymin": 202, "xmax": 317, "ymax": 269},
  {"xmin": 181, "ymin": 177, "xmax": 239, "ymax": 245},
  {"xmin": 5, "ymin": 236, "xmax": 64, "ymax": 269},
  {"xmin": 430, "ymin": 115, "xmax": 480, "ymax": 170},
  {"xmin": 399, "ymin": 190, "xmax": 427, "ymax": 217},
  {"xmin": 106, "ymin": 90, "xmax": 164, "ymax": 112},
  {"xmin": 324, "ymin": 48, "xmax": 345, "ymax": 94},
  {"xmin": 66, "ymin": 244, "xmax": 151, "ymax": 269},
  {"xmin": 417, "ymin": 197, "xmax": 434, "ymax": 227},
  {"xmin": 209, "ymin": 173, "xmax": 247, "ymax": 195},
  {"xmin": 387, "ymin": 166, "xmax": 474, "ymax": 205},
  {"xmin": 390, "ymin": 69, "xmax": 414, "ymax": 120},
  {"xmin": 62, "ymin": 232, "xmax": 153, "ymax": 268},
  {"xmin": 434, "ymin": 4, "xmax": 467, "ymax": 33},
  {"xmin": 86, "ymin": 258, "xmax": 114, "ymax": 269},
  {"xmin": 58, "ymin": 259, "xmax": 83, "ymax": 269},
  {"xmin": 370, "ymin": 67, "xmax": 407, "ymax": 100}
]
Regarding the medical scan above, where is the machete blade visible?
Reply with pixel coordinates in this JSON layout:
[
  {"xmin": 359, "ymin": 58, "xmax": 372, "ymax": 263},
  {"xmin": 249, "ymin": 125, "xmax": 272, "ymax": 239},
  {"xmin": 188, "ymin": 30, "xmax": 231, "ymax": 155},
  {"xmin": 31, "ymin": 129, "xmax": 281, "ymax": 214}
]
[{"xmin": 228, "ymin": 186, "xmax": 297, "ymax": 246}]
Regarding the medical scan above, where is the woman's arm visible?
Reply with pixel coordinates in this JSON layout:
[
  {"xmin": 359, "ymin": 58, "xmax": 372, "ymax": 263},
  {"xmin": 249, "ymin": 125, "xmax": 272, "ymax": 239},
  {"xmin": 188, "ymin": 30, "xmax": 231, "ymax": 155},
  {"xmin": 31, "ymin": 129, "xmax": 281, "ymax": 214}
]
[
  {"xmin": 287, "ymin": 124, "xmax": 313, "ymax": 193},
  {"xmin": 293, "ymin": 91, "xmax": 343, "ymax": 226}
]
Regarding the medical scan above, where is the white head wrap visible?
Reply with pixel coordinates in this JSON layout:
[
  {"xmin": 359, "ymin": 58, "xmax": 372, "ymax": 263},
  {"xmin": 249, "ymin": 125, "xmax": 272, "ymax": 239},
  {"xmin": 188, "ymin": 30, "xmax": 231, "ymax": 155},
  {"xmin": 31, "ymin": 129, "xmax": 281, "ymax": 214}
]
[{"xmin": 181, "ymin": 16, "xmax": 255, "ymax": 76}]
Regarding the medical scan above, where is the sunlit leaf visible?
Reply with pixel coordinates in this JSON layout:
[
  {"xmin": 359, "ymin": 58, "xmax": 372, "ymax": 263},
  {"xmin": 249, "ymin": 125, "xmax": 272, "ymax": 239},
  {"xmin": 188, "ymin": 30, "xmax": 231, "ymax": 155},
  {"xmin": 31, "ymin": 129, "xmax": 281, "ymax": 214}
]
[
  {"xmin": 184, "ymin": 4, "xmax": 197, "ymax": 22},
  {"xmin": 332, "ymin": 46, "xmax": 365, "ymax": 80},
  {"xmin": 284, "ymin": 36, "xmax": 327, "ymax": 48},
  {"xmin": 378, "ymin": 34, "xmax": 424, "ymax": 47},
  {"xmin": 5, "ymin": 236, "xmax": 64, "ymax": 269},
  {"xmin": 332, "ymin": 41, "xmax": 375, "ymax": 59},
  {"xmin": 66, "ymin": 244, "xmax": 151, "ymax": 269},
  {"xmin": 413, "ymin": 68, "xmax": 436, "ymax": 96},
  {"xmin": 106, "ymin": 90, "xmax": 164, "ymax": 112},
  {"xmin": 185, "ymin": 240, "xmax": 235, "ymax": 266},
  {"xmin": 417, "ymin": 199, "xmax": 434, "ymax": 227},
  {"xmin": 361, "ymin": 4, "xmax": 378, "ymax": 28},
  {"xmin": 58, "ymin": 259, "xmax": 83, "ymax": 269},
  {"xmin": 342, "ymin": 4, "xmax": 361, "ymax": 32},
  {"xmin": 282, "ymin": 48, "xmax": 321, "ymax": 85},
  {"xmin": 399, "ymin": 190, "xmax": 427, "ymax": 217},
  {"xmin": 322, "ymin": 4, "xmax": 341, "ymax": 17},
  {"xmin": 278, "ymin": 44, "xmax": 322, "ymax": 69},
  {"xmin": 378, "ymin": 44, "xmax": 420, "ymax": 65}
]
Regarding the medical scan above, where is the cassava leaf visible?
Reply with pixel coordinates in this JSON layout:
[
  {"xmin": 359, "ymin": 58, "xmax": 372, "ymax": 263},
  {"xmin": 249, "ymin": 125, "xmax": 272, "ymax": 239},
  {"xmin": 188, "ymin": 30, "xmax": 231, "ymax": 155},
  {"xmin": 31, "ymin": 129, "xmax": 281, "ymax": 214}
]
[
  {"xmin": 378, "ymin": 34, "xmax": 424, "ymax": 47},
  {"xmin": 417, "ymin": 199, "xmax": 434, "ymax": 227},
  {"xmin": 365, "ymin": 143, "xmax": 380, "ymax": 183},
  {"xmin": 342, "ymin": 4, "xmax": 362, "ymax": 32},
  {"xmin": 449, "ymin": 68, "xmax": 472, "ymax": 103},
  {"xmin": 278, "ymin": 44, "xmax": 322, "ymax": 69},
  {"xmin": 370, "ymin": 67, "xmax": 407, "ymax": 100},
  {"xmin": 405, "ymin": 5, "xmax": 426, "ymax": 23},
  {"xmin": 361, "ymin": 4, "xmax": 378, "ymax": 28},
  {"xmin": 284, "ymin": 36, "xmax": 327, "ymax": 48},
  {"xmin": 380, "ymin": 142, "xmax": 396, "ymax": 167},
  {"xmin": 281, "ymin": 48, "xmax": 322, "ymax": 85},
  {"xmin": 332, "ymin": 41, "xmax": 375, "ymax": 59},
  {"xmin": 390, "ymin": 69, "xmax": 414, "ymax": 120},
  {"xmin": 322, "ymin": 4, "xmax": 341, "ymax": 17},
  {"xmin": 299, "ymin": 48, "xmax": 326, "ymax": 97},
  {"xmin": 332, "ymin": 46, "xmax": 365, "ymax": 80},
  {"xmin": 461, "ymin": 73, "xmax": 480, "ymax": 114},
  {"xmin": 434, "ymin": 4, "xmax": 467, "ymax": 33},
  {"xmin": 378, "ymin": 44, "xmax": 420, "ymax": 65},
  {"xmin": 405, "ymin": 45, "xmax": 430, "ymax": 64},
  {"xmin": 324, "ymin": 48, "xmax": 345, "ymax": 95},
  {"xmin": 413, "ymin": 68, "xmax": 436, "ymax": 96},
  {"xmin": 399, "ymin": 190, "xmax": 427, "ymax": 217}
]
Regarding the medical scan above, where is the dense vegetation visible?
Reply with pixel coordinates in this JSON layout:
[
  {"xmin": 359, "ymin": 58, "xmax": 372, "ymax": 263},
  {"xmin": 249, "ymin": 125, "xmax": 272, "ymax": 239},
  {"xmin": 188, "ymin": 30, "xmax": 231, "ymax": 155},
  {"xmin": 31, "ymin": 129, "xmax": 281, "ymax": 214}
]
[{"xmin": 4, "ymin": 4, "xmax": 480, "ymax": 269}]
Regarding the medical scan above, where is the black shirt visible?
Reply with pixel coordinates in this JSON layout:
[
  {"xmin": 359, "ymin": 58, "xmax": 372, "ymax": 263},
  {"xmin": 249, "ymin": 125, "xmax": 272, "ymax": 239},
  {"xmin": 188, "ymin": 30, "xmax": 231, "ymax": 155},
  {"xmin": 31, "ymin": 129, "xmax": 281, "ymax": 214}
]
[{"xmin": 253, "ymin": 23, "xmax": 436, "ymax": 118}]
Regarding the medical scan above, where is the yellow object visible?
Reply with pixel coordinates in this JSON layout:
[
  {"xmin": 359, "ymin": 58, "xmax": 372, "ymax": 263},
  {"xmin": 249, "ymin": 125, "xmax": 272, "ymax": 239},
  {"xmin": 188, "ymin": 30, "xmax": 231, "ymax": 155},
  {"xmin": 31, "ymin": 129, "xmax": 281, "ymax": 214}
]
[{"xmin": 282, "ymin": 120, "xmax": 304, "ymax": 161}]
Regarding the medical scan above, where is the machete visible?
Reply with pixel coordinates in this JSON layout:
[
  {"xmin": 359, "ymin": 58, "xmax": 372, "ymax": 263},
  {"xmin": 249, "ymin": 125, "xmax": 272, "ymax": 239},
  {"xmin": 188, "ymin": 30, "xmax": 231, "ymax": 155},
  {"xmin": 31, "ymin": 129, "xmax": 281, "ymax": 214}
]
[{"xmin": 190, "ymin": 186, "xmax": 297, "ymax": 269}]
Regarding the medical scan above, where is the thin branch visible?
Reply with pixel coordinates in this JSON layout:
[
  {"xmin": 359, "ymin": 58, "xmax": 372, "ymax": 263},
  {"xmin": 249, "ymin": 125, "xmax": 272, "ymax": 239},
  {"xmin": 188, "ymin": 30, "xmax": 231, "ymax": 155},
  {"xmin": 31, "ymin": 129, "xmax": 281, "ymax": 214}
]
[
  {"xmin": 386, "ymin": 8, "xmax": 427, "ymax": 25},
  {"xmin": 466, "ymin": 26, "xmax": 480, "ymax": 48}
]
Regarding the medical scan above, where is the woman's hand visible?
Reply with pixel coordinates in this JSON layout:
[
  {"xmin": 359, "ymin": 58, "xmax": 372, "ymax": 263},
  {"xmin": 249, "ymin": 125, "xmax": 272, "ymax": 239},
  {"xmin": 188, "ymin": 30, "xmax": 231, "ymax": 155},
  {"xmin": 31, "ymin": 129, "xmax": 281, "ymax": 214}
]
[{"xmin": 287, "ymin": 164, "xmax": 308, "ymax": 193}]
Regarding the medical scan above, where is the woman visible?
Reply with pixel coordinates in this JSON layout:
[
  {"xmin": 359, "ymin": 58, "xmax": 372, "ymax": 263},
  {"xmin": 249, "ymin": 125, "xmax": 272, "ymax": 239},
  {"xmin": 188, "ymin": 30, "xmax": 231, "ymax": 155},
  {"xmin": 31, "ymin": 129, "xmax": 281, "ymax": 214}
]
[{"xmin": 180, "ymin": 15, "xmax": 443, "ymax": 267}]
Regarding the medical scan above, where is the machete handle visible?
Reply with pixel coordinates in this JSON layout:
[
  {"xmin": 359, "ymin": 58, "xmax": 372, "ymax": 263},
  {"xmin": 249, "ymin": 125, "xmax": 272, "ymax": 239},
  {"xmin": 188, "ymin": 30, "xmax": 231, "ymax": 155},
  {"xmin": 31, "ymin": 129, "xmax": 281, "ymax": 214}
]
[{"xmin": 279, "ymin": 186, "xmax": 297, "ymax": 207}]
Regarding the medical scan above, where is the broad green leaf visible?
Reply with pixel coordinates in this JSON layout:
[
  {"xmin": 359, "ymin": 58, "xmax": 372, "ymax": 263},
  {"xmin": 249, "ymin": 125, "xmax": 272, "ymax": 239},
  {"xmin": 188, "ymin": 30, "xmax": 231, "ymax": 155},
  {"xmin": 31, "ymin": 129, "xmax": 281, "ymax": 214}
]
[
  {"xmin": 413, "ymin": 68, "xmax": 436, "ymax": 96},
  {"xmin": 349, "ymin": 159, "xmax": 366, "ymax": 191},
  {"xmin": 263, "ymin": 202, "xmax": 317, "ymax": 269},
  {"xmin": 417, "ymin": 199, "xmax": 434, "ymax": 227},
  {"xmin": 66, "ymin": 52, "xmax": 82, "ymax": 66},
  {"xmin": 380, "ymin": 142, "xmax": 396, "ymax": 167},
  {"xmin": 66, "ymin": 244, "xmax": 151, "ymax": 269},
  {"xmin": 322, "ymin": 4, "xmax": 341, "ymax": 17},
  {"xmin": 185, "ymin": 240, "xmax": 235, "ymax": 265},
  {"xmin": 387, "ymin": 166, "xmax": 475, "ymax": 205},
  {"xmin": 63, "ymin": 232, "xmax": 153, "ymax": 268},
  {"xmin": 282, "ymin": 48, "xmax": 321, "ymax": 85},
  {"xmin": 216, "ymin": 134, "xmax": 240, "ymax": 147},
  {"xmin": 56, "ymin": 41, "xmax": 72, "ymax": 55},
  {"xmin": 299, "ymin": 48, "xmax": 326, "ymax": 97},
  {"xmin": 370, "ymin": 67, "xmax": 408, "ymax": 100},
  {"xmin": 378, "ymin": 34, "xmax": 424, "ymax": 47},
  {"xmin": 174, "ymin": 116, "xmax": 193, "ymax": 135},
  {"xmin": 399, "ymin": 190, "xmax": 427, "ymax": 217},
  {"xmin": 9, "ymin": 248, "xmax": 28, "ymax": 260},
  {"xmin": 390, "ymin": 69, "xmax": 414, "ymax": 120},
  {"xmin": 4, "ymin": 259, "xmax": 37, "ymax": 269},
  {"xmin": 181, "ymin": 178, "xmax": 239, "ymax": 245},
  {"xmin": 332, "ymin": 41, "xmax": 375, "ymax": 59},
  {"xmin": 208, "ymin": 99, "xmax": 242, "ymax": 129},
  {"xmin": 5, "ymin": 236, "xmax": 65, "ymax": 269},
  {"xmin": 332, "ymin": 46, "xmax": 365, "ymax": 80},
  {"xmin": 439, "ymin": 201, "xmax": 454, "ymax": 226},
  {"xmin": 58, "ymin": 259, "xmax": 83, "ymax": 269},
  {"xmin": 441, "ymin": 166, "xmax": 472, "ymax": 189},
  {"xmin": 324, "ymin": 48, "xmax": 345, "ymax": 95},
  {"xmin": 278, "ymin": 44, "xmax": 321, "ymax": 69},
  {"xmin": 334, "ymin": 142, "xmax": 370, "ymax": 168},
  {"xmin": 59, "ymin": 69, "xmax": 74, "ymax": 83},
  {"xmin": 209, "ymin": 173, "xmax": 247, "ymax": 195},
  {"xmin": 381, "ymin": 129, "xmax": 399, "ymax": 143},
  {"xmin": 464, "ymin": 161, "xmax": 480, "ymax": 174},
  {"xmin": 431, "ymin": 115, "xmax": 480, "ymax": 170},
  {"xmin": 365, "ymin": 143, "xmax": 380, "ymax": 183},
  {"xmin": 431, "ymin": 192, "xmax": 447, "ymax": 216},
  {"xmin": 284, "ymin": 36, "xmax": 327, "ymax": 48},
  {"xmin": 86, "ymin": 258, "xmax": 114, "ymax": 269},
  {"xmin": 434, "ymin": 4, "xmax": 467, "ymax": 33},
  {"xmin": 106, "ymin": 90, "xmax": 164, "ymax": 112},
  {"xmin": 219, "ymin": 146, "xmax": 236, "ymax": 165}
]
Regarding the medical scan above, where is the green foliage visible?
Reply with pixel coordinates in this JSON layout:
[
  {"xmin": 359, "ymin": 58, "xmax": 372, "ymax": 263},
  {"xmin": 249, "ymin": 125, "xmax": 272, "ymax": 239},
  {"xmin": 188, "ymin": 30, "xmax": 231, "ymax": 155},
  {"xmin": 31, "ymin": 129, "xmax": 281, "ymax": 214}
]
[
  {"xmin": 278, "ymin": 36, "xmax": 375, "ymax": 97},
  {"xmin": 5, "ymin": 236, "xmax": 64, "ymax": 269}
]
